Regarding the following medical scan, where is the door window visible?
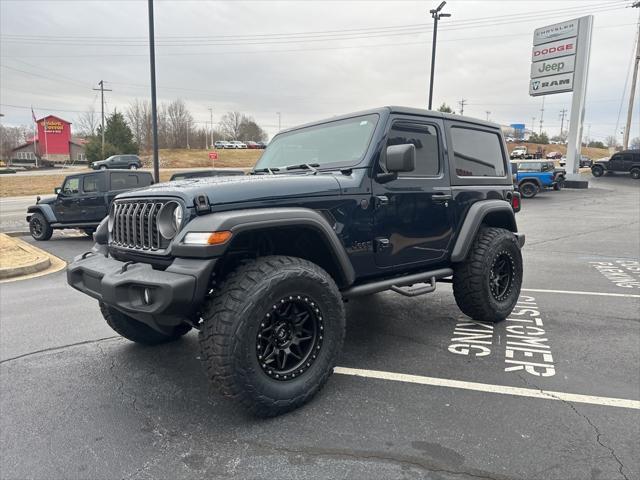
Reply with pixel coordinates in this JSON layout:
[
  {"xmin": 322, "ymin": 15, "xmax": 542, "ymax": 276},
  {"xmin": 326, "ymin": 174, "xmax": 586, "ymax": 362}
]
[
  {"xmin": 387, "ymin": 122, "xmax": 440, "ymax": 176},
  {"xmin": 62, "ymin": 177, "xmax": 80, "ymax": 195},
  {"xmin": 450, "ymin": 127, "xmax": 506, "ymax": 177},
  {"xmin": 82, "ymin": 175, "xmax": 100, "ymax": 193}
]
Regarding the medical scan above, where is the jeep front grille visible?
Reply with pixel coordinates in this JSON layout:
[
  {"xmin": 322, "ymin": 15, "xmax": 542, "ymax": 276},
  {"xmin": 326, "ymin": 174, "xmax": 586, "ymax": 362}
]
[{"xmin": 111, "ymin": 200, "xmax": 167, "ymax": 250}]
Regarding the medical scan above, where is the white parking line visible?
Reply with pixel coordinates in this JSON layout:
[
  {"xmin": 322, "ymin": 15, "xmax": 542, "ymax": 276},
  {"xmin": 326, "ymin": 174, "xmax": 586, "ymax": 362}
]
[
  {"xmin": 521, "ymin": 288, "xmax": 640, "ymax": 299},
  {"xmin": 335, "ymin": 367, "xmax": 640, "ymax": 410}
]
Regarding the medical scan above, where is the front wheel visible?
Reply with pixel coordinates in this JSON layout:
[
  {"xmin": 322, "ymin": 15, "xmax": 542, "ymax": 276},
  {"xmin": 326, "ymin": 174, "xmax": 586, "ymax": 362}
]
[
  {"xmin": 199, "ymin": 256, "xmax": 345, "ymax": 417},
  {"xmin": 100, "ymin": 303, "xmax": 191, "ymax": 345},
  {"xmin": 630, "ymin": 168, "xmax": 640, "ymax": 180},
  {"xmin": 591, "ymin": 166, "xmax": 604, "ymax": 177},
  {"xmin": 29, "ymin": 212, "xmax": 53, "ymax": 241},
  {"xmin": 453, "ymin": 227, "xmax": 523, "ymax": 323}
]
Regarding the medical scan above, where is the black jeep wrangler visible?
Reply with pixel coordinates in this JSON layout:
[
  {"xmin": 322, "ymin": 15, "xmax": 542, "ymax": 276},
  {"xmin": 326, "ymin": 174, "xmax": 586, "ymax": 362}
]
[
  {"xmin": 27, "ymin": 169, "xmax": 153, "ymax": 240},
  {"xmin": 67, "ymin": 107, "xmax": 524, "ymax": 416},
  {"xmin": 591, "ymin": 150, "xmax": 640, "ymax": 179}
]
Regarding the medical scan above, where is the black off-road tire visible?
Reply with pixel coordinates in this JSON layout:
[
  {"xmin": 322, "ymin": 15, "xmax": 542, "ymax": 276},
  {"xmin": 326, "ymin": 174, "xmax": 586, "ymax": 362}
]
[
  {"xmin": 519, "ymin": 181, "xmax": 539, "ymax": 199},
  {"xmin": 198, "ymin": 255, "xmax": 346, "ymax": 417},
  {"xmin": 630, "ymin": 168, "xmax": 640, "ymax": 180},
  {"xmin": 591, "ymin": 165, "xmax": 604, "ymax": 177},
  {"xmin": 453, "ymin": 227, "xmax": 523, "ymax": 323},
  {"xmin": 100, "ymin": 302, "xmax": 191, "ymax": 345},
  {"xmin": 29, "ymin": 212, "xmax": 53, "ymax": 241}
]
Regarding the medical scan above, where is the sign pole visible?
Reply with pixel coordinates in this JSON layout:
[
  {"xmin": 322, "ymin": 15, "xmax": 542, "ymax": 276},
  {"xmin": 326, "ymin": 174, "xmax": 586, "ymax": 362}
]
[{"xmin": 565, "ymin": 15, "xmax": 593, "ymax": 176}]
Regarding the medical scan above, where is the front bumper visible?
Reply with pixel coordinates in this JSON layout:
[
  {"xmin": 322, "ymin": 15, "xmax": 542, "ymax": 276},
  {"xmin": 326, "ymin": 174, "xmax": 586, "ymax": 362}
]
[{"xmin": 67, "ymin": 249, "xmax": 216, "ymax": 330}]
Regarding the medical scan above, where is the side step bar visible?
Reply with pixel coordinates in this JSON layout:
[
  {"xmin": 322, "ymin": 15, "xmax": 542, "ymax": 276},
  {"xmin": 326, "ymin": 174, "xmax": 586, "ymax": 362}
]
[{"xmin": 342, "ymin": 268, "xmax": 453, "ymax": 299}]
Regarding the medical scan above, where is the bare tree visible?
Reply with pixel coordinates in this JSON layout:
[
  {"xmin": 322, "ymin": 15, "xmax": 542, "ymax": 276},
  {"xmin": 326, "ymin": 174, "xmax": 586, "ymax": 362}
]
[
  {"xmin": 219, "ymin": 111, "xmax": 244, "ymax": 140},
  {"xmin": 76, "ymin": 107, "xmax": 99, "ymax": 137},
  {"xmin": 605, "ymin": 135, "xmax": 619, "ymax": 148},
  {"xmin": 0, "ymin": 124, "xmax": 30, "ymax": 160},
  {"xmin": 166, "ymin": 99, "xmax": 194, "ymax": 148},
  {"xmin": 126, "ymin": 100, "xmax": 152, "ymax": 152}
]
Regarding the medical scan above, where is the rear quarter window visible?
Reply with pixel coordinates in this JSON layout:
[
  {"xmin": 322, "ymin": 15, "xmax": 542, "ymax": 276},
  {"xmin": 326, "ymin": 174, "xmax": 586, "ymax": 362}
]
[
  {"xmin": 450, "ymin": 127, "xmax": 506, "ymax": 177},
  {"xmin": 110, "ymin": 172, "xmax": 150, "ymax": 190}
]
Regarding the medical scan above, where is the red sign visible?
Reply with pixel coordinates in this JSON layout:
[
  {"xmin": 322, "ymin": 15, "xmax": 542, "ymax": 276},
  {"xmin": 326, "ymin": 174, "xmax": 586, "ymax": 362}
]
[{"xmin": 208, "ymin": 151, "xmax": 218, "ymax": 160}]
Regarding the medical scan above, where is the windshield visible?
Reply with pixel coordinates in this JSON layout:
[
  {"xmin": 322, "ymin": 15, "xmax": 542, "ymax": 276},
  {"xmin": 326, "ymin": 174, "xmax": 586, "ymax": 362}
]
[{"xmin": 254, "ymin": 114, "xmax": 378, "ymax": 170}]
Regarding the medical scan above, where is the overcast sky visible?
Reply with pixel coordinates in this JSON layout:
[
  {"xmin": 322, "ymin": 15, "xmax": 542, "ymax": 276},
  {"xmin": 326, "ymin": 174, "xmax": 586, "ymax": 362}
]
[{"xmin": 1, "ymin": 0, "xmax": 638, "ymax": 142}]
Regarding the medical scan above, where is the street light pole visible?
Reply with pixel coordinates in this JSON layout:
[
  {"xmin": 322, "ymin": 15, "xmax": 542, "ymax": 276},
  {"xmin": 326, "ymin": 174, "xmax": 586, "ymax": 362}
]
[
  {"xmin": 428, "ymin": 1, "xmax": 451, "ymax": 110},
  {"xmin": 147, "ymin": 0, "xmax": 160, "ymax": 183}
]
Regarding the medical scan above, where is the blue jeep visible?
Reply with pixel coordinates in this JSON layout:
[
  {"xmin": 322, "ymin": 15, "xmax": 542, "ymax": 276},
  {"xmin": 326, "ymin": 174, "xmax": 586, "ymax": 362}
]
[{"xmin": 511, "ymin": 160, "xmax": 565, "ymax": 198}]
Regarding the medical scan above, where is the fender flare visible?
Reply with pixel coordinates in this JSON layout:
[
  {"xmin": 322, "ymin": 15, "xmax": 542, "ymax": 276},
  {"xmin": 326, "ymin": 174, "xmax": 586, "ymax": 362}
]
[
  {"xmin": 517, "ymin": 177, "xmax": 542, "ymax": 188},
  {"xmin": 26, "ymin": 204, "xmax": 56, "ymax": 223},
  {"xmin": 171, "ymin": 207, "xmax": 356, "ymax": 286},
  {"xmin": 450, "ymin": 200, "xmax": 518, "ymax": 263}
]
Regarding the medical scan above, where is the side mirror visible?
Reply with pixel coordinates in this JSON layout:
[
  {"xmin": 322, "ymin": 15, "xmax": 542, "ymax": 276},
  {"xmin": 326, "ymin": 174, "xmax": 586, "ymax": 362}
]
[
  {"xmin": 386, "ymin": 144, "xmax": 416, "ymax": 173},
  {"xmin": 54, "ymin": 187, "xmax": 62, "ymax": 195}
]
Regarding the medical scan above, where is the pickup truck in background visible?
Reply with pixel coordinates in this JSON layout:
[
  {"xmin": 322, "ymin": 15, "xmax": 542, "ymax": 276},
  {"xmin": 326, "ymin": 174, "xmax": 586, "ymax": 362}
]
[{"xmin": 27, "ymin": 169, "xmax": 153, "ymax": 240}]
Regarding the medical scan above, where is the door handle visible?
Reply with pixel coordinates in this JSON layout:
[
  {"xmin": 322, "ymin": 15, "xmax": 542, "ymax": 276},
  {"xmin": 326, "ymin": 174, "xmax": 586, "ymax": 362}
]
[
  {"xmin": 432, "ymin": 193, "xmax": 452, "ymax": 202},
  {"xmin": 374, "ymin": 195, "xmax": 389, "ymax": 208}
]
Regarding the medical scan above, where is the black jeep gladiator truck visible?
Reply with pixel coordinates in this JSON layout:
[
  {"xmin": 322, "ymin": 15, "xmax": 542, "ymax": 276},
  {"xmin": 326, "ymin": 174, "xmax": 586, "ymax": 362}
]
[
  {"xmin": 27, "ymin": 169, "xmax": 153, "ymax": 240},
  {"xmin": 67, "ymin": 107, "xmax": 524, "ymax": 416}
]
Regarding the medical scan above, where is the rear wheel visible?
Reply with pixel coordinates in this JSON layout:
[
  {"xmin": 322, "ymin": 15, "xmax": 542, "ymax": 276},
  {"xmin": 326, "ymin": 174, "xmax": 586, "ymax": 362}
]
[
  {"xmin": 630, "ymin": 168, "xmax": 640, "ymax": 180},
  {"xmin": 100, "ymin": 303, "xmax": 191, "ymax": 345},
  {"xmin": 199, "ymin": 256, "xmax": 345, "ymax": 417},
  {"xmin": 453, "ymin": 227, "xmax": 523, "ymax": 323},
  {"xmin": 129, "ymin": 164, "xmax": 138, "ymax": 170},
  {"xmin": 591, "ymin": 165, "xmax": 604, "ymax": 177},
  {"xmin": 29, "ymin": 212, "xmax": 53, "ymax": 241},
  {"xmin": 519, "ymin": 181, "xmax": 539, "ymax": 199},
  {"xmin": 100, "ymin": 165, "xmax": 107, "ymax": 171}
]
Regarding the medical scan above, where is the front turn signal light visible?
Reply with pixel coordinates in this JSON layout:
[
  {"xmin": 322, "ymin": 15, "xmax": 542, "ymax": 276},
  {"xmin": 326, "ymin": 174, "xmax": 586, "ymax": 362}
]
[{"xmin": 183, "ymin": 231, "xmax": 232, "ymax": 245}]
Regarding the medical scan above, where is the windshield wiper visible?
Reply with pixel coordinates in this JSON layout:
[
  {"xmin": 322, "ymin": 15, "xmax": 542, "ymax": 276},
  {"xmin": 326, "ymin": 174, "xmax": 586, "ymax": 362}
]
[
  {"xmin": 252, "ymin": 167, "xmax": 280, "ymax": 175},
  {"xmin": 285, "ymin": 163, "xmax": 320, "ymax": 174}
]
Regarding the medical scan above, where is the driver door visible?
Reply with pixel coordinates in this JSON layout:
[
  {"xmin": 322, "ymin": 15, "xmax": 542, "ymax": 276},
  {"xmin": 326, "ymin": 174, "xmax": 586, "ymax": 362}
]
[
  {"xmin": 54, "ymin": 176, "xmax": 81, "ymax": 223},
  {"xmin": 372, "ymin": 117, "xmax": 455, "ymax": 269}
]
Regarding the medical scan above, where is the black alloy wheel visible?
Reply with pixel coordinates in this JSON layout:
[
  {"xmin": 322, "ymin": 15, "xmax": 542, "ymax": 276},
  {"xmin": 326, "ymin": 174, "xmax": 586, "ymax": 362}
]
[
  {"xmin": 256, "ymin": 295, "xmax": 323, "ymax": 381},
  {"xmin": 489, "ymin": 252, "xmax": 515, "ymax": 302},
  {"xmin": 519, "ymin": 182, "xmax": 538, "ymax": 199}
]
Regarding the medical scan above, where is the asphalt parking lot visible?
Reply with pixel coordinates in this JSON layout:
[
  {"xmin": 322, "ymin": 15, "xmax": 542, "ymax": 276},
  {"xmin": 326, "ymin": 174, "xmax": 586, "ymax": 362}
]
[{"xmin": 1, "ymin": 175, "xmax": 638, "ymax": 480}]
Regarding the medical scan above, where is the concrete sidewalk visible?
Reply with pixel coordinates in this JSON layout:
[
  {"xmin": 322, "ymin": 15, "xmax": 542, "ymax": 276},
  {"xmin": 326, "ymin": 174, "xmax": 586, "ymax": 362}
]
[{"xmin": 0, "ymin": 233, "xmax": 65, "ymax": 281}]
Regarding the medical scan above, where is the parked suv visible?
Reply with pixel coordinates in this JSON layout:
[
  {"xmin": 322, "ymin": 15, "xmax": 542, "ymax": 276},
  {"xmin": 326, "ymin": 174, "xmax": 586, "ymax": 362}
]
[
  {"xmin": 27, "ymin": 170, "xmax": 153, "ymax": 240},
  {"xmin": 68, "ymin": 107, "xmax": 524, "ymax": 416},
  {"xmin": 591, "ymin": 150, "xmax": 640, "ymax": 179},
  {"xmin": 91, "ymin": 154, "xmax": 142, "ymax": 170}
]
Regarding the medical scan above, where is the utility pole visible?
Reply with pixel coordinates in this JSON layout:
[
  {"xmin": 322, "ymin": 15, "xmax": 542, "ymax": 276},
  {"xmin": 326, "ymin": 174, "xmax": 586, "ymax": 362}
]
[
  {"xmin": 93, "ymin": 80, "xmax": 112, "ymax": 157},
  {"xmin": 427, "ymin": 1, "xmax": 451, "ymax": 110},
  {"xmin": 186, "ymin": 119, "xmax": 190, "ymax": 149},
  {"xmin": 539, "ymin": 97, "xmax": 545, "ymax": 135},
  {"xmin": 147, "ymin": 0, "xmax": 160, "ymax": 183},
  {"xmin": 208, "ymin": 107, "xmax": 214, "ymax": 147},
  {"xmin": 485, "ymin": 111, "xmax": 491, "ymax": 121},
  {"xmin": 531, "ymin": 116, "xmax": 536, "ymax": 136},
  {"xmin": 623, "ymin": 2, "xmax": 640, "ymax": 150},
  {"xmin": 559, "ymin": 108, "xmax": 568, "ymax": 138},
  {"xmin": 277, "ymin": 112, "xmax": 282, "ymax": 131},
  {"xmin": 458, "ymin": 98, "xmax": 467, "ymax": 116}
]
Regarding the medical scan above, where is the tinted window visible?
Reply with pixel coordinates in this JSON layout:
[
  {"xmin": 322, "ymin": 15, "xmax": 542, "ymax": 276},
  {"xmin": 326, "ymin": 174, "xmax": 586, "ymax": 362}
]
[
  {"xmin": 387, "ymin": 122, "xmax": 440, "ymax": 176},
  {"xmin": 62, "ymin": 177, "xmax": 80, "ymax": 194},
  {"xmin": 451, "ymin": 127, "xmax": 506, "ymax": 177},
  {"xmin": 518, "ymin": 162, "xmax": 541, "ymax": 171},
  {"xmin": 82, "ymin": 175, "xmax": 101, "ymax": 193},
  {"xmin": 111, "ymin": 172, "xmax": 144, "ymax": 190}
]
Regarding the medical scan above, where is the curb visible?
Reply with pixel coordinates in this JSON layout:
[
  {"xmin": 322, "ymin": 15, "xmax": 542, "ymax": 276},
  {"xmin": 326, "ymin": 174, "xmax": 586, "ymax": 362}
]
[
  {"xmin": 3, "ymin": 231, "xmax": 30, "ymax": 238},
  {"xmin": 0, "ymin": 234, "xmax": 53, "ymax": 280}
]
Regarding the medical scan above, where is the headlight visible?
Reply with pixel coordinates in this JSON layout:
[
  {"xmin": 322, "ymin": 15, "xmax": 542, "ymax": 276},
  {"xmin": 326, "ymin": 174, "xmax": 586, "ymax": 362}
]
[
  {"xmin": 173, "ymin": 205, "xmax": 183, "ymax": 230},
  {"xmin": 157, "ymin": 201, "xmax": 183, "ymax": 239}
]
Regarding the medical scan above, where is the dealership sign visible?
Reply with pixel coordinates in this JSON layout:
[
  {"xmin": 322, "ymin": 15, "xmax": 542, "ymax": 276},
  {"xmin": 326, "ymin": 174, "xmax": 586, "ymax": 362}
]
[
  {"xmin": 533, "ymin": 19, "xmax": 579, "ymax": 45},
  {"xmin": 530, "ymin": 56, "xmax": 575, "ymax": 79},
  {"xmin": 528, "ymin": 16, "xmax": 593, "ymax": 175}
]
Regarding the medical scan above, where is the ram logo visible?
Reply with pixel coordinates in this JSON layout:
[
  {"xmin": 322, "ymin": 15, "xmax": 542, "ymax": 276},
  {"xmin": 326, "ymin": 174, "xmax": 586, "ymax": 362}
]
[{"xmin": 532, "ymin": 81, "xmax": 540, "ymax": 91}]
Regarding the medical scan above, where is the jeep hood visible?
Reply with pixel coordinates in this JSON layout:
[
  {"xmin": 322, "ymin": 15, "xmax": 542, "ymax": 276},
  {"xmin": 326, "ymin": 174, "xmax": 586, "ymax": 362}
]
[{"xmin": 115, "ymin": 173, "xmax": 343, "ymax": 206}]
